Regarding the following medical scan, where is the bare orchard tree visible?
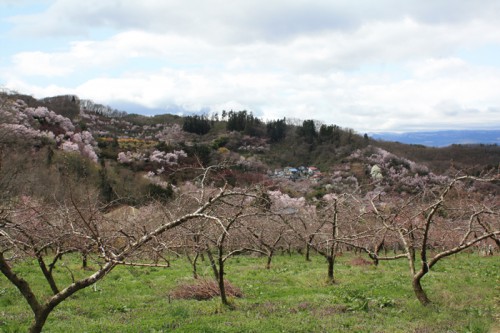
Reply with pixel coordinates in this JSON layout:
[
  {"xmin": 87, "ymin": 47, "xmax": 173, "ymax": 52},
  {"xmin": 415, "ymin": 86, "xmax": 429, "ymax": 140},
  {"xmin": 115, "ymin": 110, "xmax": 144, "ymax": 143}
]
[
  {"xmin": 367, "ymin": 175, "xmax": 500, "ymax": 305},
  {"xmin": 243, "ymin": 213, "xmax": 289, "ymax": 269},
  {"xmin": 179, "ymin": 187, "xmax": 286, "ymax": 279},
  {"xmin": 198, "ymin": 190, "xmax": 264, "ymax": 307},
  {"xmin": 0, "ymin": 165, "xmax": 259, "ymax": 332},
  {"xmin": 274, "ymin": 192, "xmax": 374, "ymax": 284},
  {"xmin": 102, "ymin": 203, "xmax": 179, "ymax": 268},
  {"xmin": 314, "ymin": 194, "xmax": 352, "ymax": 284},
  {"xmin": 267, "ymin": 190, "xmax": 319, "ymax": 260},
  {"xmin": 309, "ymin": 194, "xmax": 372, "ymax": 283},
  {"xmin": 0, "ymin": 190, "xmax": 114, "ymax": 333},
  {"xmin": 178, "ymin": 220, "xmax": 209, "ymax": 279}
]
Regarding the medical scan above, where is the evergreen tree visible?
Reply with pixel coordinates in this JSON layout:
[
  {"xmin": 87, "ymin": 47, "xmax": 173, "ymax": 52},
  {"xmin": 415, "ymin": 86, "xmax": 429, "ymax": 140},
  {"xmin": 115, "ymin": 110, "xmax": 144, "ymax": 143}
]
[
  {"xmin": 298, "ymin": 119, "xmax": 317, "ymax": 144},
  {"xmin": 266, "ymin": 118, "xmax": 287, "ymax": 142},
  {"xmin": 183, "ymin": 115, "xmax": 211, "ymax": 135}
]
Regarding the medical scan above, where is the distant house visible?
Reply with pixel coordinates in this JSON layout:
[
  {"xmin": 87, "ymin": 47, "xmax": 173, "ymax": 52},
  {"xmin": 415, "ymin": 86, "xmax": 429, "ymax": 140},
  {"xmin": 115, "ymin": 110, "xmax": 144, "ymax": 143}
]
[
  {"xmin": 273, "ymin": 169, "xmax": 285, "ymax": 177},
  {"xmin": 284, "ymin": 167, "xmax": 299, "ymax": 175},
  {"xmin": 274, "ymin": 166, "xmax": 322, "ymax": 180},
  {"xmin": 307, "ymin": 166, "xmax": 319, "ymax": 175}
]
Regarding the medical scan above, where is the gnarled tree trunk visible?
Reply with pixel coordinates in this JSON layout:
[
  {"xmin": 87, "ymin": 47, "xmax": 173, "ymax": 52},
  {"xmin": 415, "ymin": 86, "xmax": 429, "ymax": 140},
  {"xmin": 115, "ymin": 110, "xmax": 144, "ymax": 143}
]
[{"xmin": 412, "ymin": 275, "xmax": 431, "ymax": 306}]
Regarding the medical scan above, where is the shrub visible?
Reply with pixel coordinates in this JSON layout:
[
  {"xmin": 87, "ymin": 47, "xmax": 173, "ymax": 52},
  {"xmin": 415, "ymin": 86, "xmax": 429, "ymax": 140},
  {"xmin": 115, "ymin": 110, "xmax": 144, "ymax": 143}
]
[{"xmin": 147, "ymin": 183, "xmax": 174, "ymax": 202}]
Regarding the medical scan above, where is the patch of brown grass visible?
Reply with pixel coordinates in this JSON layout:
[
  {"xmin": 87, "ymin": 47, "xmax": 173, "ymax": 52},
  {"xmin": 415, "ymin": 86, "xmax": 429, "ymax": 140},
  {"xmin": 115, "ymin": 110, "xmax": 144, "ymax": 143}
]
[
  {"xmin": 171, "ymin": 279, "xmax": 243, "ymax": 300},
  {"xmin": 350, "ymin": 257, "xmax": 373, "ymax": 266},
  {"xmin": 313, "ymin": 305, "xmax": 348, "ymax": 317},
  {"xmin": 289, "ymin": 301, "xmax": 311, "ymax": 313}
]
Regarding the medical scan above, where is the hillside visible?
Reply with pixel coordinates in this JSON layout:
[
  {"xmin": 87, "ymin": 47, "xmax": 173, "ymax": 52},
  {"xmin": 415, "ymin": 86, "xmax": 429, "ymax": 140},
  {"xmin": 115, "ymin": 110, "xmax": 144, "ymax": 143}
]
[{"xmin": 1, "ymin": 90, "xmax": 499, "ymax": 203}]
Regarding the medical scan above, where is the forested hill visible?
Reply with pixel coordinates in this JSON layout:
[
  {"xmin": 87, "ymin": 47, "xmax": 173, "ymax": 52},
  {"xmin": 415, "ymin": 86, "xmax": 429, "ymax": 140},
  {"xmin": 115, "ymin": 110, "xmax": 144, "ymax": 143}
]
[{"xmin": 2, "ymin": 91, "xmax": 499, "ymax": 179}]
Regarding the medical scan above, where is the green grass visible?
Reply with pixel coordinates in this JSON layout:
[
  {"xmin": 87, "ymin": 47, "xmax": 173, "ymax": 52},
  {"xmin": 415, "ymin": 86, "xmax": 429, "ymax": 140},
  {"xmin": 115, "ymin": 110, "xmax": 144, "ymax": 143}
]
[{"xmin": 0, "ymin": 253, "xmax": 499, "ymax": 332}]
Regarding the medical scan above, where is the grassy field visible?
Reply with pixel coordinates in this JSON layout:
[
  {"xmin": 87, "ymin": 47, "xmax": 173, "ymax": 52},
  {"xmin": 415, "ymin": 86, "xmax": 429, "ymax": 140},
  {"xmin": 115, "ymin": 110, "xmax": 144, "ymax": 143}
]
[{"xmin": 0, "ymin": 252, "xmax": 498, "ymax": 332}]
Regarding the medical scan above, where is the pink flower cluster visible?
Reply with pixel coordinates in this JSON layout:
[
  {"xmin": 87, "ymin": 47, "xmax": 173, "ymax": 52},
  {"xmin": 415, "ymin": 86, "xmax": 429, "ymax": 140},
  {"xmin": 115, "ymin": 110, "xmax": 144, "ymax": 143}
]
[
  {"xmin": 362, "ymin": 147, "xmax": 448, "ymax": 192},
  {"xmin": 154, "ymin": 124, "xmax": 185, "ymax": 143},
  {"xmin": 24, "ymin": 106, "xmax": 75, "ymax": 132},
  {"xmin": 117, "ymin": 151, "xmax": 145, "ymax": 164},
  {"xmin": 149, "ymin": 150, "xmax": 187, "ymax": 165},
  {"xmin": 59, "ymin": 131, "xmax": 99, "ymax": 163},
  {"xmin": 1, "ymin": 100, "xmax": 99, "ymax": 163},
  {"xmin": 118, "ymin": 149, "xmax": 187, "ymax": 166},
  {"xmin": 268, "ymin": 190, "xmax": 307, "ymax": 209}
]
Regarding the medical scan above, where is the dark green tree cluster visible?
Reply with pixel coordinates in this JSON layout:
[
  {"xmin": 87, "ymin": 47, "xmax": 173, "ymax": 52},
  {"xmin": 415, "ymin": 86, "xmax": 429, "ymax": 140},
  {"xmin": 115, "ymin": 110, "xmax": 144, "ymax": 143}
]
[
  {"xmin": 295, "ymin": 120, "xmax": 363, "ymax": 149},
  {"xmin": 319, "ymin": 124, "xmax": 342, "ymax": 145},
  {"xmin": 266, "ymin": 118, "xmax": 287, "ymax": 142},
  {"xmin": 297, "ymin": 119, "xmax": 318, "ymax": 144},
  {"xmin": 183, "ymin": 115, "xmax": 211, "ymax": 135},
  {"xmin": 226, "ymin": 110, "xmax": 262, "ymax": 136}
]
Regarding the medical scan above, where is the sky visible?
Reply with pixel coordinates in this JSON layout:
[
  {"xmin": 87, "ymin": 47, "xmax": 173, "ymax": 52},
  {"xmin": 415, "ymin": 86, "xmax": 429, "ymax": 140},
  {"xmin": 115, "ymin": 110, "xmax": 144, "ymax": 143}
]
[{"xmin": 1, "ymin": 0, "xmax": 500, "ymax": 133}]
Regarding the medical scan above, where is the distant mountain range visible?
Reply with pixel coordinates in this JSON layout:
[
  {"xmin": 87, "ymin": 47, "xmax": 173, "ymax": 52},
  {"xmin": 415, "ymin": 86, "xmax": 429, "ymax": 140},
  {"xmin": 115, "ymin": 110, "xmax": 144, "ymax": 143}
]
[{"xmin": 370, "ymin": 130, "xmax": 500, "ymax": 147}]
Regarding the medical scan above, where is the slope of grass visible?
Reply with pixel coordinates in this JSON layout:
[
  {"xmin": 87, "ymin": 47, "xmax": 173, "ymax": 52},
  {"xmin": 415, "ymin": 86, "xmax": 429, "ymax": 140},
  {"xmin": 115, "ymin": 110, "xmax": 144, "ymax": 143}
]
[{"xmin": 0, "ymin": 252, "xmax": 498, "ymax": 332}]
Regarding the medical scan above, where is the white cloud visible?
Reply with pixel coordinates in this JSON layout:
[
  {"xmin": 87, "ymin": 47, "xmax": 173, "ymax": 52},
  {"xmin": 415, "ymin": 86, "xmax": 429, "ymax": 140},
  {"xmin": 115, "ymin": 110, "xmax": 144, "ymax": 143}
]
[
  {"xmin": 2, "ymin": 1, "xmax": 500, "ymax": 132},
  {"xmin": 62, "ymin": 56, "xmax": 500, "ymax": 132},
  {"xmin": 8, "ymin": 15, "xmax": 500, "ymax": 76},
  {"xmin": 411, "ymin": 57, "xmax": 467, "ymax": 78},
  {"xmin": 8, "ymin": 0, "xmax": 500, "ymax": 41},
  {"xmin": 12, "ymin": 51, "xmax": 72, "ymax": 76}
]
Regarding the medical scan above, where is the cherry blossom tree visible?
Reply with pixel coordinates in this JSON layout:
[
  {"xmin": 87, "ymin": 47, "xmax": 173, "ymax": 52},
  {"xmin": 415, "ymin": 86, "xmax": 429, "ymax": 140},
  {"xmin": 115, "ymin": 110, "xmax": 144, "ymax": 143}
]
[
  {"xmin": 349, "ymin": 146, "xmax": 449, "ymax": 194},
  {"xmin": 0, "ymin": 99, "xmax": 99, "ymax": 163},
  {"xmin": 154, "ymin": 123, "xmax": 186, "ymax": 144}
]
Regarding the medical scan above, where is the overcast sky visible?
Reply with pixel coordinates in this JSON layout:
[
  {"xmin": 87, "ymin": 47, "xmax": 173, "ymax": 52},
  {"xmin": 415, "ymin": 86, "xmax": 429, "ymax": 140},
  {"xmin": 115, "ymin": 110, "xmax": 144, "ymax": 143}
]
[{"xmin": 1, "ymin": 0, "xmax": 500, "ymax": 132}]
